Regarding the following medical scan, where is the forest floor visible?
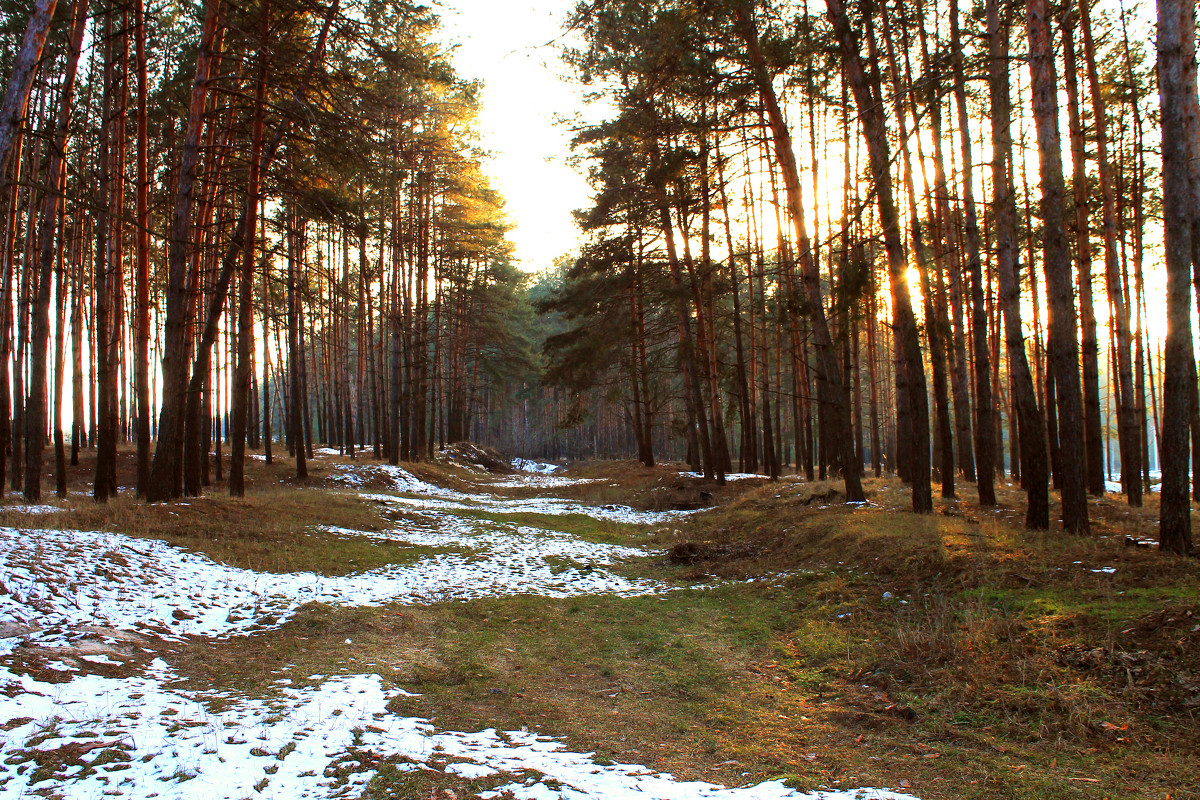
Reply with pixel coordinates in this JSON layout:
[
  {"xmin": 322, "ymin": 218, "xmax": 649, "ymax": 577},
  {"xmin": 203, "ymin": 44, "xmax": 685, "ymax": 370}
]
[{"xmin": 0, "ymin": 447, "xmax": 1193, "ymax": 800}]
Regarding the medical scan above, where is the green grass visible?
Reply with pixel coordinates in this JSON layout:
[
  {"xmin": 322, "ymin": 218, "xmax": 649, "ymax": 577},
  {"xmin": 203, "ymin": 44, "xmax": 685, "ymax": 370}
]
[
  {"xmin": 59, "ymin": 457, "xmax": 1197, "ymax": 800},
  {"xmin": 454, "ymin": 508, "xmax": 650, "ymax": 546}
]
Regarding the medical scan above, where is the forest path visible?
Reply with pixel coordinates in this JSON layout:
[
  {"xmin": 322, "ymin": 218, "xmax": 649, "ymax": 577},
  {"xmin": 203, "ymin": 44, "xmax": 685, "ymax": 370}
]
[{"xmin": 0, "ymin": 454, "xmax": 919, "ymax": 800}]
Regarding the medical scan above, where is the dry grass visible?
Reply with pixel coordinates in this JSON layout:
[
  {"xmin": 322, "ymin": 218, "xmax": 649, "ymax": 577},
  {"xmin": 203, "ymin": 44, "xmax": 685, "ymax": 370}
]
[
  {"xmin": 9, "ymin": 445, "xmax": 1195, "ymax": 798},
  {"xmin": 0, "ymin": 448, "xmax": 432, "ymax": 575},
  {"xmin": 538, "ymin": 459, "xmax": 774, "ymax": 509},
  {"xmin": 166, "ymin": 460, "xmax": 1200, "ymax": 798},
  {"xmin": 641, "ymin": 474, "xmax": 1200, "ymax": 798}
]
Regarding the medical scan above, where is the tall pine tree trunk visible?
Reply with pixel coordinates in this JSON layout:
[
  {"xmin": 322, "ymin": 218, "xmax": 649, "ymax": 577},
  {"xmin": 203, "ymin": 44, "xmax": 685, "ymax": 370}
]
[
  {"xmin": 990, "ymin": 0, "xmax": 1048, "ymax": 527},
  {"xmin": 736, "ymin": 0, "xmax": 863, "ymax": 500},
  {"xmin": 23, "ymin": 0, "xmax": 85, "ymax": 502},
  {"xmin": 1156, "ymin": 0, "xmax": 1195, "ymax": 554},
  {"xmin": 1027, "ymin": 0, "xmax": 1088, "ymax": 533},
  {"xmin": 133, "ymin": 0, "xmax": 151, "ymax": 495},
  {"xmin": 1062, "ymin": 9, "xmax": 1105, "ymax": 496},
  {"xmin": 1079, "ymin": 0, "xmax": 1140, "ymax": 506},
  {"xmin": 826, "ymin": 0, "xmax": 929, "ymax": 510},
  {"xmin": 951, "ymin": 0, "xmax": 995, "ymax": 504},
  {"xmin": 229, "ymin": 5, "xmax": 268, "ymax": 497},
  {"xmin": 147, "ymin": 0, "xmax": 221, "ymax": 501}
]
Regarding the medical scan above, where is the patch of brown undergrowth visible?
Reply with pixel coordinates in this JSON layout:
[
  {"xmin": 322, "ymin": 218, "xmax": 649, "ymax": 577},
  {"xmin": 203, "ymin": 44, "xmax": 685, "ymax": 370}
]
[
  {"xmin": 0, "ymin": 478, "xmax": 397, "ymax": 575},
  {"xmin": 641, "ymin": 475, "xmax": 1199, "ymax": 798}
]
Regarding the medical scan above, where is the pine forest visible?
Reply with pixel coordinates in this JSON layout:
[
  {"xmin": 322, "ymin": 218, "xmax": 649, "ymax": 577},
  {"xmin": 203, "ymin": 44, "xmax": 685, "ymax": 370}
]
[{"xmin": 0, "ymin": 0, "xmax": 1197, "ymax": 797}]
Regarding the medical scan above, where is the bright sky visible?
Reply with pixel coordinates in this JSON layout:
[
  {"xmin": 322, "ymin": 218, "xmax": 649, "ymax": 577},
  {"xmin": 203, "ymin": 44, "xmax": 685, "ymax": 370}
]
[
  {"xmin": 434, "ymin": 0, "xmax": 594, "ymax": 273},
  {"xmin": 431, "ymin": 0, "xmax": 1174, "ymax": 355}
]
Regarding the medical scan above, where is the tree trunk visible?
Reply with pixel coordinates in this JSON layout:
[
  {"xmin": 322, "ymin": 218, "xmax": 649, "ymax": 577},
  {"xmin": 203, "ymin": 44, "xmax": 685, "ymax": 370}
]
[
  {"xmin": 229, "ymin": 4, "xmax": 268, "ymax": 497},
  {"xmin": 287, "ymin": 206, "xmax": 307, "ymax": 480},
  {"xmin": 146, "ymin": 0, "xmax": 222, "ymax": 501},
  {"xmin": 133, "ymin": 0, "xmax": 151, "ymax": 495},
  {"xmin": 1156, "ymin": 0, "xmax": 1195, "ymax": 554},
  {"xmin": 23, "ymin": 0, "xmax": 85, "ymax": 501},
  {"xmin": 1079, "ymin": 0, "xmax": 1140, "ymax": 506},
  {"xmin": 1062, "ymin": 8, "xmax": 1105, "ymax": 496},
  {"xmin": 1027, "ymin": 0, "xmax": 1089, "ymax": 533},
  {"xmin": 0, "ymin": 0, "xmax": 58, "ymax": 178},
  {"xmin": 825, "ymin": 0, "xmax": 928, "ymax": 510},
  {"xmin": 951, "ymin": 0, "xmax": 995, "ymax": 505},
  {"xmin": 736, "ymin": 0, "xmax": 863, "ymax": 501},
  {"xmin": 261, "ymin": 242, "xmax": 273, "ymax": 464},
  {"xmin": 990, "ymin": 0, "xmax": 1048, "ymax": 528}
]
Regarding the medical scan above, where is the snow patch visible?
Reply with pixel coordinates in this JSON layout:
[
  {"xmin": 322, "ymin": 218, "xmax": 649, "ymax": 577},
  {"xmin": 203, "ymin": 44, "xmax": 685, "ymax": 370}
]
[
  {"xmin": 362, "ymin": 492, "xmax": 698, "ymax": 526},
  {"xmin": 0, "ymin": 664, "xmax": 921, "ymax": 800},
  {"xmin": 0, "ymin": 522, "xmax": 662, "ymax": 652},
  {"xmin": 489, "ymin": 474, "xmax": 601, "ymax": 489},
  {"xmin": 511, "ymin": 458, "xmax": 562, "ymax": 474},
  {"xmin": 679, "ymin": 472, "xmax": 768, "ymax": 481}
]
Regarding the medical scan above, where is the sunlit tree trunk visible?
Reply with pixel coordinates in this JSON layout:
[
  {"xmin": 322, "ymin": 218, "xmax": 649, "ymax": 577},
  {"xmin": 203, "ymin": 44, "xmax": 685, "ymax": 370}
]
[
  {"xmin": 0, "ymin": 0, "xmax": 58, "ymax": 177},
  {"xmin": 23, "ymin": 0, "xmax": 86, "ymax": 502},
  {"xmin": 990, "ymin": 0, "xmax": 1048, "ymax": 527},
  {"xmin": 1027, "ymin": 0, "xmax": 1088, "ymax": 533},
  {"xmin": 826, "ymin": 0, "xmax": 928, "ymax": 510}
]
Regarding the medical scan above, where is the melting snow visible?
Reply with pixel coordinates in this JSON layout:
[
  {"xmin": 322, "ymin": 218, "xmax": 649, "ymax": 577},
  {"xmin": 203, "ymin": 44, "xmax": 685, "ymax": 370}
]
[
  {"xmin": 489, "ymin": 474, "xmax": 600, "ymax": 489},
  {"xmin": 329, "ymin": 463, "xmax": 472, "ymax": 499},
  {"xmin": 511, "ymin": 458, "xmax": 562, "ymax": 474},
  {"xmin": 0, "ymin": 665, "xmax": 920, "ymax": 800},
  {"xmin": 0, "ymin": 455, "xmax": 924, "ymax": 800},
  {"xmin": 0, "ymin": 521, "xmax": 661, "ymax": 650},
  {"xmin": 679, "ymin": 472, "xmax": 768, "ymax": 481},
  {"xmin": 361, "ymin": 492, "xmax": 698, "ymax": 526}
]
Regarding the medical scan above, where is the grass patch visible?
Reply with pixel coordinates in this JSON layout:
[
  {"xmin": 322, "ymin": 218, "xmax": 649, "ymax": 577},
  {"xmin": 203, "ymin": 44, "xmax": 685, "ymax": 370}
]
[
  {"xmin": 171, "ymin": 584, "xmax": 800, "ymax": 788},
  {"xmin": 46, "ymin": 448, "xmax": 1196, "ymax": 799},
  {"xmin": 454, "ymin": 508, "xmax": 645, "ymax": 546},
  {"xmin": 642, "ymin": 475, "xmax": 1200, "ymax": 799},
  {"xmin": 0, "ymin": 483, "xmax": 452, "ymax": 576}
]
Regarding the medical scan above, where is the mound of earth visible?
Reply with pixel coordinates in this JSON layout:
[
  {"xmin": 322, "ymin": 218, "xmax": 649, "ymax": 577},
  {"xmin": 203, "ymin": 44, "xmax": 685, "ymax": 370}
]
[{"xmin": 440, "ymin": 441, "xmax": 515, "ymax": 474}]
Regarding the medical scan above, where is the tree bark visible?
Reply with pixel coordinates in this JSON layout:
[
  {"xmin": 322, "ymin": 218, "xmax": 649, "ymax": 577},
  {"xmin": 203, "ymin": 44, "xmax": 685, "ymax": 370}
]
[
  {"xmin": 825, "ymin": 0, "xmax": 928, "ymax": 510},
  {"xmin": 1027, "ymin": 0, "xmax": 1088, "ymax": 533},
  {"xmin": 23, "ymin": 0, "xmax": 86, "ymax": 501},
  {"xmin": 1157, "ymin": 0, "xmax": 1195, "ymax": 554},
  {"xmin": 990, "ymin": 0, "xmax": 1048, "ymax": 527},
  {"xmin": 1062, "ymin": 8, "xmax": 1105, "ymax": 496},
  {"xmin": 0, "ymin": 0, "xmax": 58, "ymax": 178}
]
